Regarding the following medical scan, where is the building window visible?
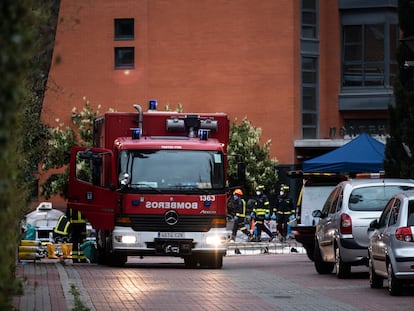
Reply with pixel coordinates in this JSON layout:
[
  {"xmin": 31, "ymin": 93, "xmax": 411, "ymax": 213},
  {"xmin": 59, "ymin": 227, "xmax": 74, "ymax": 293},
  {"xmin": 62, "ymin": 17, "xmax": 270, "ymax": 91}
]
[
  {"xmin": 115, "ymin": 18, "xmax": 134, "ymax": 40},
  {"xmin": 115, "ymin": 47, "xmax": 135, "ymax": 69},
  {"xmin": 342, "ymin": 23, "xmax": 398, "ymax": 87},
  {"xmin": 301, "ymin": 0, "xmax": 317, "ymax": 39},
  {"xmin": 301, "ymin": 56, "xmax": 318, "ymax": 139}
]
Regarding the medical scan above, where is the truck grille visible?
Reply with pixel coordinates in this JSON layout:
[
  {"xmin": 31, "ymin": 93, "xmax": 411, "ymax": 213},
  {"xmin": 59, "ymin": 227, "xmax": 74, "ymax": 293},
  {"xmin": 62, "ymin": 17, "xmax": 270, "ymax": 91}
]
[{"xmin": 127, "ymin": 215, "xmax": 221, "ymax": 232}]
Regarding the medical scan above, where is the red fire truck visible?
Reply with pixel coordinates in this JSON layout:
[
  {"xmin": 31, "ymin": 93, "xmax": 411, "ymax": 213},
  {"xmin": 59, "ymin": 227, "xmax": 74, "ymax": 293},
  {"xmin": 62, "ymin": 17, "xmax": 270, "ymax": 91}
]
[{"xmin": 67, "ymin": 101, "xmax": 238, "ymax": 268}]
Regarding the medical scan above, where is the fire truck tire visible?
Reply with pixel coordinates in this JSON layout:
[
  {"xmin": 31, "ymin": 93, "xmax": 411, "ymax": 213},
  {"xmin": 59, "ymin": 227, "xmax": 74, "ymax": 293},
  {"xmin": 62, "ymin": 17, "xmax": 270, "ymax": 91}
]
[
  {"xmin": 97, "ymin": 246, "xmax": 108, "ymax": 265},
  {"xmin": 107, "ymin": 253, "xmax": 127, "ymax": 267},
  {"xmin": 199, "ymin": 254, "xmax": 223, "ymax": 269},
  {"xmin": 184, "ymin": 256, "xmax": 199, "ymax": 268},
  {"xmin": 96, "ymin": 230, "xmax": 110, "ymax": 265},
  {"xmin": 96, "ymin": 233, "xmax": 126, "ymax": 266}
]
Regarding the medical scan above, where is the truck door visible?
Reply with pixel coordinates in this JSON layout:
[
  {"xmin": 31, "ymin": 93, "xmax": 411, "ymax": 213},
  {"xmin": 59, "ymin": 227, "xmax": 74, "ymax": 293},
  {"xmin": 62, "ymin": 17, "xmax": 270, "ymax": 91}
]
[{"xmin": 67, "ymin": 146, "xmax": 118, "ymax": 230}]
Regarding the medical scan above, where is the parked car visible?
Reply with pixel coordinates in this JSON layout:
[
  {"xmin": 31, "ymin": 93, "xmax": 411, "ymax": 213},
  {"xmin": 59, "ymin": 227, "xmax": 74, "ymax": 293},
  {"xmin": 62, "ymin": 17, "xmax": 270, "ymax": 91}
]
[
  {"xmin": 312, "ymin": 178, "xmax": 414, "ymax": 279},
  {"xmin": 368, "ymin": 191, "xmax": 414, "ymax": 295}
]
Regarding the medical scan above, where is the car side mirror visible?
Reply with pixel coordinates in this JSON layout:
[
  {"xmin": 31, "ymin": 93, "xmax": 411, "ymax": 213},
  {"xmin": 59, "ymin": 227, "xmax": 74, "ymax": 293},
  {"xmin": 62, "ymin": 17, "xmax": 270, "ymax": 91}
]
[
  {"xmin": 312, "ymin": 209, "xmax": 323, "ymax": 218},
  {"xmin": 368, "ymin": 219, "xmax": 379, "ymax": 231}
]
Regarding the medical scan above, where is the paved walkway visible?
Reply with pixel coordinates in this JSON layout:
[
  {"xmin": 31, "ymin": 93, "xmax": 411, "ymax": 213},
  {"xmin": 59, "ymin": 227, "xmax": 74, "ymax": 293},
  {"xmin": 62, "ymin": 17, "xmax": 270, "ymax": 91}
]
[
  {"xmin": 12, "ymin": 240, "xmax": 303, "ymax": 311},
  {"xmin": 13, "ymin": 260, "xmax": 69, "ymax": 311}
]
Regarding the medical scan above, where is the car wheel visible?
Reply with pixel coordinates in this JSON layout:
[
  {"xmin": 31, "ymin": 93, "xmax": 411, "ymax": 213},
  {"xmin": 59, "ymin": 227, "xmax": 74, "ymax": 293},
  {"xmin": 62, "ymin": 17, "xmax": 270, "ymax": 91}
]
[
  {"xmin": 304, "ymin": 244, "xmax": 315, "ymax": 261},
  {"xmin": 369, "ymin": 255, "xmax": 383, "ymax": 289},
  {"xmin": 335, "ymin": 247, "xmax": 351, "ymax": 279},
  {"xmin": 387, "ymin": 262, "xmax": 402, "ymax": 296},
  {"xmin": 314, "ymin": 241, "xmax": 334, "ymax": 274}
]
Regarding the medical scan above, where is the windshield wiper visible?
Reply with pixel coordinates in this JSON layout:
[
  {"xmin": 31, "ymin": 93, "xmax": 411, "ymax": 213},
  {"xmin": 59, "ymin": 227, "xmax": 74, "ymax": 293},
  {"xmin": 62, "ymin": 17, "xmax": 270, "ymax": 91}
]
[
  {"xmin": 170, "ymin": 184, "xmax": 211, "ymax": 194},
  {"xmin": 131, "ymin": 182, "xmax": 162, "ymax": 193}
]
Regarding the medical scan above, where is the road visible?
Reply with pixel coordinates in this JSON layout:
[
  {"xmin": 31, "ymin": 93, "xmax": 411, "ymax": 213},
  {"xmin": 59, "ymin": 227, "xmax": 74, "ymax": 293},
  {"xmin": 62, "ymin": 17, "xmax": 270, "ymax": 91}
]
[{"xmin": 63, "ymin": 252, "xmax": 414, "ymax": 311}]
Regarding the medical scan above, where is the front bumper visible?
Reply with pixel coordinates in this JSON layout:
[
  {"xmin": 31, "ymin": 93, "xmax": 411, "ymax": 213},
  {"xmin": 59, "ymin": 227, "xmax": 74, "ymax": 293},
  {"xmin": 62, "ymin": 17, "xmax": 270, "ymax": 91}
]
[{"xmin": 112, "ymin": 226, "xmax": 229, "ymax": 257}]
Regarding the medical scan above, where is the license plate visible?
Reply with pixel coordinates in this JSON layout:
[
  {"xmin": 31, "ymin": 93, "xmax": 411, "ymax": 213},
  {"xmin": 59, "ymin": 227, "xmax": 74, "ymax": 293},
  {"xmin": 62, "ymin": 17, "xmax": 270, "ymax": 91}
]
[{"xmin": 159, "ymin": 232, "xmax": 184, "ymax": 238}]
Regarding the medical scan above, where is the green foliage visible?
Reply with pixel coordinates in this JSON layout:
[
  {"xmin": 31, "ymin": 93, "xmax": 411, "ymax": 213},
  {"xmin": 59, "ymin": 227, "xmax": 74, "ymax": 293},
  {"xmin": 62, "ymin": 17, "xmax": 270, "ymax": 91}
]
[
  {"xmin": 0, "ymin": 0, "xmax": 59, "ymax": 308},
  {"xmin": 71, "ymin": 97, "xmax": 103, "ymax": 146},
  {"xmin": 227, "ymin": 117, "xmax": 279, "ymax": 196},
  {"xmin": 41, "ymin": 97, "xmax": 101, "ymax": 199},
  {"xmin": 70, "ymin": 284, "xmax": 90, "ymax": 311}
]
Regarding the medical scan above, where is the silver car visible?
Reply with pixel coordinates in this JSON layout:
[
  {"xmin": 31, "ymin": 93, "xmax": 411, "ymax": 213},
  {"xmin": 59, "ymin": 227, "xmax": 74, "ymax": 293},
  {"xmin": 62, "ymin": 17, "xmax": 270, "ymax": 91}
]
[
  {"xmin": 312, "ymin": 178, "xmax": 414, "ymax": 279},
  {"xmin": 368, "ymin": 191, "xmax": 414, "ymax": 295}
]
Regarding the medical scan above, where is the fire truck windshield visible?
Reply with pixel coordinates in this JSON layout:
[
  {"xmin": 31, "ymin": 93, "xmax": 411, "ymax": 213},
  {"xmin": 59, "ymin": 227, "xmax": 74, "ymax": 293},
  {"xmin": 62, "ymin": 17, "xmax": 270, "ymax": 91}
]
[{"xmin": 119, "ymin": 150, "xmax": 224, "ymax": 190}]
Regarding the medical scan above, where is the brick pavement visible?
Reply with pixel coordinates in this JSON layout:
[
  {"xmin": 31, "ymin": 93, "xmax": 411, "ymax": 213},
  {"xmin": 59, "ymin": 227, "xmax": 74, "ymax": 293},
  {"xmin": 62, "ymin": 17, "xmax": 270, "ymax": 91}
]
[
  {"xmin": 13, "ymin": 260, "xmax": 68, "ymax": 311},
  {"xmin": 12, "ymin": 240, "xmax": 303, "ymax": 311},
  {"xmin": 13, "ymin": 242, "xmax": 413, "ymax": 311}
]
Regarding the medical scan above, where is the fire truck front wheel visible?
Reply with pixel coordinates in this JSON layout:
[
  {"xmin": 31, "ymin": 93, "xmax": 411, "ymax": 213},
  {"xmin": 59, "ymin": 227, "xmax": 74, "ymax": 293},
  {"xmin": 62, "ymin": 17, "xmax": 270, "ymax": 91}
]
[
  {"xmin": 184, "ymin": 256, "xmax": 199, "ymax": 268},
  {"xmin": 107, "ymin": 252, "xmax": 127, "ymax": 267},
  {"xmin": 97, "ymin": 246, "xmax": 127, "ymax": 267},
  {"xmin": 184, "ymin": 254, "xmax": 223, "ymax": 269},
  {"xmin": 200, "ymin": 253, "xmax": 223, "ymax": 269},
  {"xmin": 96, "ymin": 231, "xmax": 127, "ymax": 267}
]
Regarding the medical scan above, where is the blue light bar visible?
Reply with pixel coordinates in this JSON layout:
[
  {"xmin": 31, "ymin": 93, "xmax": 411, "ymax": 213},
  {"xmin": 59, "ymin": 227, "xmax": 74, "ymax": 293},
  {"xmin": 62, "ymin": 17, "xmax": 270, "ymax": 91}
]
[
  {"xmin": 198, "ymin": 129, "xmax": 209, "ymax": 141},
  {"xmin": 148, "ymin": 99, "xmax": 158, "ymax": 110},
  {"xmin": 131, "ymin": 128, "xmax": 141, "ymax": 139}
]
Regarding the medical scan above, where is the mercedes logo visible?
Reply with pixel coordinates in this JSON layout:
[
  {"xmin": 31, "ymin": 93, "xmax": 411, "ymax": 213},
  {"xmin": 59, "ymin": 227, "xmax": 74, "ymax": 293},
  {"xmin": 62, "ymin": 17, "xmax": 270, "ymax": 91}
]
[{"xmin": 164, "ymin": 210, "xmax": 179, "ymax": 226}]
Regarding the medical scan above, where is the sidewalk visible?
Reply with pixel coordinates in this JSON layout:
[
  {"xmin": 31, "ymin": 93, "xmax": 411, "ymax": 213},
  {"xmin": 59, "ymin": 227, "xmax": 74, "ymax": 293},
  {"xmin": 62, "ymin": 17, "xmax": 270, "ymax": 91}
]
[
  {"xmin": 12, "ymin": 239, "xmax": 304, "ymax": 311},
  {"xmin": 12, "ymin": 259, "xmax": 95, "ymax": 311},
  {"xmin": 13, "ymin": 260, "xmax": 69, "ymax": 311}
]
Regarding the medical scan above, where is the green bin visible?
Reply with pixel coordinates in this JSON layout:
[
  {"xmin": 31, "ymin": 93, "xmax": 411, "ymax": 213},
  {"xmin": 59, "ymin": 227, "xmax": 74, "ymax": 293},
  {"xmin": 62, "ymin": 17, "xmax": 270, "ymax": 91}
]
[{"xmin": 80, "ymin": 240, "xmax": 97, "ymax": 263}]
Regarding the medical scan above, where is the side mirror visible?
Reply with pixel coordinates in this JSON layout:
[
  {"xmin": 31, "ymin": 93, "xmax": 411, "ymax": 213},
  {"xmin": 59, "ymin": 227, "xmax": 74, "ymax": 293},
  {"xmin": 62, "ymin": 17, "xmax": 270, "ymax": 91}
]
[
  {"xmin": 312, "ymin": 209, "xmax": 323, "ymax": 218},
  {"xmin": 367, "ymin": 219, "xmax": 380, "ymax": 239},
  {"xmin": 368, "ymin": 219, "xmax": 379, "ymax": 231},
  {"xmin": 79, "ymin": 149, "xmax": 93, "ymax": 160},
  {"xmin": 119, "ymin": 173, "xmax": 130, "ymax": 189}
]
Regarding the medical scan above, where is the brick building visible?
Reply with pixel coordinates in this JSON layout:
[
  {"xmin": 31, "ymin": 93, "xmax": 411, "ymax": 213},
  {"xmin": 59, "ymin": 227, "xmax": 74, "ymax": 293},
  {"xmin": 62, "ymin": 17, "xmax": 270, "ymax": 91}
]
[{"xmin": 40, "ymin": 0, "xmax": 398, "ymax": 207}]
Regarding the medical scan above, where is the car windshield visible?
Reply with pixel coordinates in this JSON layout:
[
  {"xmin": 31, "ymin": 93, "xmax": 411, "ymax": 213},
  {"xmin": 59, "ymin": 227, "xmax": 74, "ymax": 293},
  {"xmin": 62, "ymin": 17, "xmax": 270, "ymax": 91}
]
[
  {"xmin": 118, "ymin": 149, "xmax": 224, "ymax": 190},
  {"xmin": 348, "ymin": 185, "xmax": 414, "ymax": 211}
]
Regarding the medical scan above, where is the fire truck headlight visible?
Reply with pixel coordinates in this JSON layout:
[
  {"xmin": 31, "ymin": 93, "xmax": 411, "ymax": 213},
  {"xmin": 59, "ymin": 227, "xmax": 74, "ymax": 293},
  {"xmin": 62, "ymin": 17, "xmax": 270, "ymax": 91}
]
[
  {"xmin": 114, "ymin": 235, "xmax": 137, "ymax": 244},
  {"xmin": 206, "ymin": 235, "xmax": 225, "ymax": 246}
]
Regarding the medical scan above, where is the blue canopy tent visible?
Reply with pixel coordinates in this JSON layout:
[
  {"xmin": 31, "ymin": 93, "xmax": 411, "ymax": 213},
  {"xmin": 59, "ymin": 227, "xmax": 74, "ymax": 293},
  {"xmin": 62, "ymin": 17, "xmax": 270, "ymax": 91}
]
[{"xmin": 302, "ymin": 133, "xmax": 385, "ymax": 173}]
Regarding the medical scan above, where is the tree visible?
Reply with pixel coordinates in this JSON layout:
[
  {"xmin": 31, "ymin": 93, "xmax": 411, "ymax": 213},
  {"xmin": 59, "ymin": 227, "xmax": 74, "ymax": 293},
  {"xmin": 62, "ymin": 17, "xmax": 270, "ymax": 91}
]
[
  {"xmin": 41, "ymin": 97, "xmax": 101, "ymax": 199},
  {"xmin": 384, "ymin": 0, "xmax": 414, "ymax": 177},
  {"xmin": 227, "ymin": 117, "xmax": 279, "ymax": 196},
  {"xmin": 0, "ymin": 1, "xmax": 60, "ymax": 309}
]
